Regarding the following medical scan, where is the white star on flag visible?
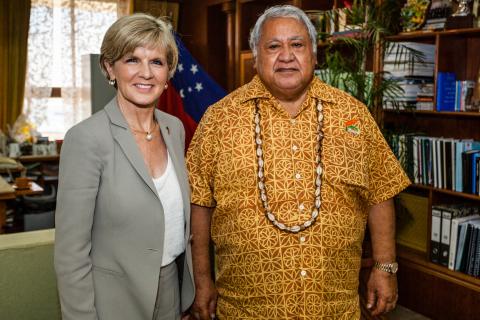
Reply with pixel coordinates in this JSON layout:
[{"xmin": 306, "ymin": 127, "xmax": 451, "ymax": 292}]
[
  {"xmin": 190, "ymin": 64, "xmax": 198, "ymax": 74},
  {"xmin": 188, "ymin": 87, "xmax": 192, "ymax": 92},
  {"xmin": 178, "ymin": 64, "xmax": 183, "ymax": 72},
  {"xmin": 195, "ymin": 82, "xmax": 203, "ymax": 92}
]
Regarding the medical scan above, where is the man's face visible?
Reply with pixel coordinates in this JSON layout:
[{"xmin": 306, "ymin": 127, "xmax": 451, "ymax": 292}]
[{"xmin": 255, "ymin": 17, "xmax": 316, "ymax": 100}]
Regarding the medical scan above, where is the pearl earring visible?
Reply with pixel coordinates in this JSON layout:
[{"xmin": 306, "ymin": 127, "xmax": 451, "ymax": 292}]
[
  {"xmin": 108, "ymin": 79, "xmax": 116, "ymax": 86},
  {"xmin": 164, "ymin": 83, "xmax": 168, "ymax": 89}
]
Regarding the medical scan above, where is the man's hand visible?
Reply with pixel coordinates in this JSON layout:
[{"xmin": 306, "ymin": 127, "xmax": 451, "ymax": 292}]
[
  {"xmin": 190, "ymin": 204, "xmax": 217, "ymax": 319},
  {"xmin": 366, "ymin": 268, "xmax": 398, "ymax": 316},
  {"xmin": 191, "ymin": 278, "xmax": 218, "ymax": 320},
  {"xmin": 367, "ymin": 199, "xmax": 398, "ymax": 315}
]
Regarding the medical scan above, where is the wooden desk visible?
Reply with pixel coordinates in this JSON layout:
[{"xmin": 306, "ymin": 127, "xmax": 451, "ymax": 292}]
[
  {"xmin": 0, "ymin": 177, "xmax": 44, "ymax": 233},
  {"xmin": 18, "ymin": 155, "xmax": 60, "ymax": 163},
  {"xmin": 0, "ymin": 161, "xmax": 24, "ymax": 175},
  {"xmin": 16, "ymin": 155, "xmax": 60, "ymax": 186}
]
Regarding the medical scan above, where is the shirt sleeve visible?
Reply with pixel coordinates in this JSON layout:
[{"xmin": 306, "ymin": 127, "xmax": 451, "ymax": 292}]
[
  {"xmin": 186, "ymin": 105, "xmax": 219, "ymax": 208},
  {"xmin": 360, "ymin": 103, "xmax": 411, "ymax": 205},
  {"xmin": 54, "ymin": 123, "xmax": 101, "ymax": 319}
]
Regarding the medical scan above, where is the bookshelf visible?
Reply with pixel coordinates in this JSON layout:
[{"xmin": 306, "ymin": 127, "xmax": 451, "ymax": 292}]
[{"xmin": 384, "ymin": 28, "xmax": 480, "ymax": 319}]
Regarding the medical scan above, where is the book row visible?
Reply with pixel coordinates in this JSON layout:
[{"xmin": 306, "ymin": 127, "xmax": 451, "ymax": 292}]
[
  {"xmin": 431, "ymin": 204, "xmax": 480, "ymax": 277},
  {"xmin": 437, "ymin": 72, "xmax": 476, "ymax": 112},
  {"xmin": 389, "ymin": 134, "xmax": 480, "ymax": 195}
]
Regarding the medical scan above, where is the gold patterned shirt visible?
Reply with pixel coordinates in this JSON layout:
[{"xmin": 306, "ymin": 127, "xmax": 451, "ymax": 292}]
[{"xmin": 187, "ymin": 76, "xmax": 410, "ymax": 319}]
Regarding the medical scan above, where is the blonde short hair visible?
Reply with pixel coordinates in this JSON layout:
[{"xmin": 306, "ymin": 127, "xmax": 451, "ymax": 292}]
[{"xmin": 99, "ymin": 13, "xmax": 178, "ymax": 79}]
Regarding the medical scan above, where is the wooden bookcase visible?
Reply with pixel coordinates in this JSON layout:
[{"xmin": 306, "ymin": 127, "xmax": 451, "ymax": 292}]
[{"xmin": 383, "ymin": 29, "xmax": 480, "ymax": 320}]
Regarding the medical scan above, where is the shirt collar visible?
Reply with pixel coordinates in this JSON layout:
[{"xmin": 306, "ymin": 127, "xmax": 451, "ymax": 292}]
[{"xmin": 239, "ymin": 75, "xmax": 337, "ymax": 104}]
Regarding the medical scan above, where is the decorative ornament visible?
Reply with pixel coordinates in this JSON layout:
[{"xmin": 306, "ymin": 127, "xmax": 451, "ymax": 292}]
[
  {"xmin": 400, "ymin": 0, "xmax": 430, "ymax": 32},
  {"xmin": 452, "ymin": 0, "xmax": 472, "ymax": 17},
  {"xmin": 254, "ymin": 99, "xmax": 324, "ymax": 233}
]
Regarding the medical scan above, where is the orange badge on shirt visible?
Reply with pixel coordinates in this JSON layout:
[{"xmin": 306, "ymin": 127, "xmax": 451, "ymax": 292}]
[{"xmin": 345, "ymin": 119, "xmax": 360, "ymax": 135}]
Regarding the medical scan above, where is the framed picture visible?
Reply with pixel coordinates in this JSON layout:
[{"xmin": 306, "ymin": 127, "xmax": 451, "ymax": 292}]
[
  {"xmin": 240, "ymin": 51, "xmax": 255, "ymax": 86},
  {"xmin": 135, "ymin": 1, "xmax": 180, "ymax": 31}
]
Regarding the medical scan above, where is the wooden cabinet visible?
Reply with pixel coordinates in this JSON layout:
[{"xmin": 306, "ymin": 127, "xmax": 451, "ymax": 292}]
[{"xmin": 383, "ymin": 29, "xmax": 480, "ymax": 319}]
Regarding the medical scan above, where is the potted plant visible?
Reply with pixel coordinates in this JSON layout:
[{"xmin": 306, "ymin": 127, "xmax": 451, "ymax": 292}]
[{"xmin": 317, "ymin": 0, "xmax": 426, "ymax": 124}]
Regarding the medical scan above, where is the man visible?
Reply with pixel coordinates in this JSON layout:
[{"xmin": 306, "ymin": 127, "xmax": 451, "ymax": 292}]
[{"xmin": 187, "ymin": 5, "xmax": 410, "ymax": 319}]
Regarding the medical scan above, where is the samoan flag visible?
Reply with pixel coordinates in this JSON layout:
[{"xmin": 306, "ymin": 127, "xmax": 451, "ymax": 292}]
[{"xmin": 157, "ymin": 35, "xmax": 227, "ymax": 149}]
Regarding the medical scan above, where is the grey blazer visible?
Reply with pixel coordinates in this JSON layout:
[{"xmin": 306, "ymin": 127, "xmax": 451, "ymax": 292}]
[{"xmin": 54, "ymin": 99, "xmax": 194, "ymax": 320}]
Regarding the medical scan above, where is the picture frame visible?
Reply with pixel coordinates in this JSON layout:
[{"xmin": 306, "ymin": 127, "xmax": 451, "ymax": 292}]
[
  {"xmin": 136, "ymin": 1, "xmax": 180, "ymax": 31},
  {"xmin": 240, "ymin": 51, "xmax": 255, "ymax": 86}
]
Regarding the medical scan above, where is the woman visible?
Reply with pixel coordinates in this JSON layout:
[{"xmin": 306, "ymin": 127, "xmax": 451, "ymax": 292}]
[{"xmin": 54, "ymin": 13, "xmax": 194, "ymax": 320}]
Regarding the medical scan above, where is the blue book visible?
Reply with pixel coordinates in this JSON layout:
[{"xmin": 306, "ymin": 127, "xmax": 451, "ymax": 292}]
[
  {"xmin": 458, "ymin": 141, "xmax": 480, "ymax": 192},
  {"xmin": 455, "ymin": 81, "xmax": 461, "ymax": 111},
  {"xmin": 472, "ymin": 152, "xmax": 480, "ymax": 194},
  {"xmin": 436, "ymin": 72, "xmax": 456, "ymax": 111},
  {"xmin": 463, "ymin": 149, "xmax": 480, "ymax": 194},
  {"xmin": 455, "ymin": 140, "xmax": 463, "ymax": 192}
]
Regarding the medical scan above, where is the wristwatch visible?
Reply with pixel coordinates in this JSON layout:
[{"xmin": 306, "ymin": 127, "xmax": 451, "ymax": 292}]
[{"xmin": 374, "ymin": 261, "xmax": 399, "ymax": 274}]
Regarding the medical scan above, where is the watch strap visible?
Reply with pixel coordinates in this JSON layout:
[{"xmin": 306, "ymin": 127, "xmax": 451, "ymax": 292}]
[{"xmin": 374, "ymin": 261, "xmax": 398, "ymax": 274}]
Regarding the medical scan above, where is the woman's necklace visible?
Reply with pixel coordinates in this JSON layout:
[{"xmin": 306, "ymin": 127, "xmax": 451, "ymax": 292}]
[
  {"xmin": 254, "ymin": 99, "xmax": 324, "ymax": 233},
  {"xmin": 130, "ymin": 121, "xmax": 158, "ymax": 141},
  {"xmin": 119, "ymin": 103, "xmax": 158, "ymax": 142},
  {"xmin": 118, "ymin": 103, "xmax": 159, "ymax": 176}
]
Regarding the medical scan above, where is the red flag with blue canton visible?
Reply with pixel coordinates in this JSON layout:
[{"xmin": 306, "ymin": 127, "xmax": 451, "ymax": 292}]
[{"xmin": 157, "ymin": 35, "xmax": 227, "ymax": 149}]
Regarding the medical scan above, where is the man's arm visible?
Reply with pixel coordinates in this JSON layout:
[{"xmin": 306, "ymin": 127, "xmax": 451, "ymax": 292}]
[
  {"xmin": 190, "ymin": 204, "xmax": 217, "ymax": 320},
  {"xmin": 366, "ymin": 198, "xmax": 398, "ymax": 316}
]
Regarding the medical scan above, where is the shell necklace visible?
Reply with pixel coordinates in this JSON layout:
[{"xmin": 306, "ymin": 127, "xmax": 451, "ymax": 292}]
[{"xmin": 254, "ymin": 99, "xmax": 324, "ymax": 233}]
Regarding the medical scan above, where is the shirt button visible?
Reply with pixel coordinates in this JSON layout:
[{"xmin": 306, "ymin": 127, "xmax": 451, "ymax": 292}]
[
  {"xmin": 295, "ymin": 173, "xmax": 301, "ymax": 180},
  {"xmin": 300, "ymin": 236, "xmax": 306, "ymax": 243},
  {"xmin": 300, "ymin": 270, "xmax": 307, "ymax": 277},
  {"xmin": 292, "ymin": 145, "xmax": 298, "ymax": 152},
  {"xmin": 299, "ymin": 203, "xmax": 305, "ymax": 211}
]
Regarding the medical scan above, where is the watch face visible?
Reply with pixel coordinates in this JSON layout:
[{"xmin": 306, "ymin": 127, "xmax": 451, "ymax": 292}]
[{"xmin": 391, "ymin": 263, "xmax": 399, "ymax": 273}]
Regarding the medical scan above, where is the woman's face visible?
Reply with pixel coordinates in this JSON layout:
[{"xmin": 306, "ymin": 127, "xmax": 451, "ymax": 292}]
[{"xmin": 105, "ymin": 45, "xmax": 169, "ymax": 109}]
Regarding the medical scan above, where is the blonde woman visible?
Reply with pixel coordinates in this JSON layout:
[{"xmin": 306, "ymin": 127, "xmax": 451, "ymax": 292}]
[{"xmin": 54, "ymin": 13, "xmax": 194, "ymax": 320}]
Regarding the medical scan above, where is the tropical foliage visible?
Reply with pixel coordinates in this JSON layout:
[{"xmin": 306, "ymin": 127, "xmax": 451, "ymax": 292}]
[{"xmin": 318, "ymin": 0, "xmax": 425, "ymax": 116}]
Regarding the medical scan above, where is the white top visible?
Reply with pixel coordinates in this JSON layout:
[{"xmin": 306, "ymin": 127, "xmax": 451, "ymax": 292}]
[{"xmin": 152, "ymin": 152, "xmax": 185, "ymax": 266}]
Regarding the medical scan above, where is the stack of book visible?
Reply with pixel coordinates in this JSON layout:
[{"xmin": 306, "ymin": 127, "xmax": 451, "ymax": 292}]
[
  {"xmin": 422, "ymin": 17, "xmax": 447, "ymax": 31},
  {"xmin": 389, "ymin": 134, "xmax": 480, "ymax": 195},
  {"xmin": 383, "ymin": 79, "xmax": 434, "ymax": 110},
  {"xmin": 383, "ymin": 42, "xmax": 435, "ymax": 77},
  {"xmin": 430, "ymin": 204, "xmax": 480, "ymax": 277},
  {"xmin": 416, "ymin": 81, "xmax": 435, "ymax": 110},
  {"xmin": 421, "ymin": 1, "xmax": 452, "ymax": 31},
  {"xmin": 383, "ymin": 42, "xmax": 435, "ymax": 110}
]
